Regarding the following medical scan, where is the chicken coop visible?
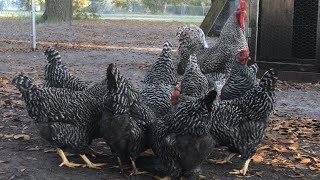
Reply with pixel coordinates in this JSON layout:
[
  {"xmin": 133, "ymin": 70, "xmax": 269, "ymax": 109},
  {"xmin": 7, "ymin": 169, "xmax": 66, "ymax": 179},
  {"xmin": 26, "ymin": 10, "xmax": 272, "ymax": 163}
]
[{"xmin": 256, "ymin": 0, "xmax": 320, "ymax": 81}]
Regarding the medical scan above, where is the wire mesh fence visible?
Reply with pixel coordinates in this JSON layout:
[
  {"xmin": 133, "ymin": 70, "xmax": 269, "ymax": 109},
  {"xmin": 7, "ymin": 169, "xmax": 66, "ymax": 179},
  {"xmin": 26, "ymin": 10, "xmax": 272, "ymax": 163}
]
[{"xmin": 0, "ymin": 0, "xmax": 34, "ymax": 51}]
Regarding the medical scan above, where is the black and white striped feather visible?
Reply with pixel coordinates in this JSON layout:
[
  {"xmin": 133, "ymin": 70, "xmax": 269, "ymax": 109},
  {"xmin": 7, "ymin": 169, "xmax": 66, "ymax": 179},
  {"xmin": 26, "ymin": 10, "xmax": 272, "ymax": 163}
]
[
  {"xmin": 210, "ymin": 68, "xmax": 277, "ymax": 161},
  {"xmin": 100, "ymin": 63, "xmax": 155, "ymax": 163},
  {"xmin": 12, "ymin": 73, "xmax": 108, "ymax": 153},
  {"xmin": 150, "ymin": 90, "xmax": 217, "ymax": 178},
  {"xmin": 44, "ymin": 47, "xmax": 89, "ymax": 91},
  {"xmin": 143, "ymin": 41, "xmax": 176, "ymax": 86}
]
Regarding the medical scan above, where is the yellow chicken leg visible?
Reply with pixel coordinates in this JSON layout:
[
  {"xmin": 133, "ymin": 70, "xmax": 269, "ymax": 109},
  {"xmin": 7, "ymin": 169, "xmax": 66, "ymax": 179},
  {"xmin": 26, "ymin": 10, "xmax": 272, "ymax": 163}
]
[
  {"xmin": 208, "ymin": 153, "xmax": 236, "ymax": 164},
  {"xmin": 80, "ymin": 154, "xmax": 107, "ymax": 169},
  {"xmin": 57, "ymin": 148, "xmax": 83, "ymax": 168},
  {"xmin": 129, "ymin": 157, "xmax": 148, "ymax": 176},
  {"xmin": 229, "ymin": 158, "xmax": 251, "ymax": 176}
]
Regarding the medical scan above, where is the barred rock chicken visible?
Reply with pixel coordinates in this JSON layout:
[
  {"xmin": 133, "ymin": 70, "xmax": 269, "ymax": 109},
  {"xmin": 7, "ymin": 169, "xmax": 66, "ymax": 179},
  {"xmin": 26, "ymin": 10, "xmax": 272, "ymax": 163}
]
[
  {"xmin": 220, "ymin": 49, "xmax": 259, "ymax": 100},
  {"xmin": 44, "ymin": 47, "xmax": 89, "ymax": 91},
  {"xmin": 176, "ymin": 24, "xmax": 208, "ymax": 75},
  {"xmin": 208, "ymin": 68, "xmax": 278, "ymax": 175},
  {"xmin": 177, "ymin": 0, "xmax": 248, "ymax": 93},
  {"xmin": 100, "ymin": 63, "xmax": 155, "ymax": 175},
  {"xmin": 141, "ymin": 41, "xmax": 177, "ymax": 116},
  {"xmin": 12, "ymin": 73, "xmax": 108, "ymax": 169},
  {"xmin": 149, "ymin": 90, "xmax": 217, "ymax": 178},
  {"xmin": 180, "ymin": 54, "xmax": 209, "ymax": 100},
  {"xmin": 143, "ymin": 41, "xmax": 176, "ymax": 86}
]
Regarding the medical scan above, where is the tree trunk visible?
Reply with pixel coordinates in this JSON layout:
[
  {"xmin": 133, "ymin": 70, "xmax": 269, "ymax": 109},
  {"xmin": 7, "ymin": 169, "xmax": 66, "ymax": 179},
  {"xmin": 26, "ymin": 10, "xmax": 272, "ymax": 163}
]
[
  {"xmin": 200, "ymin": 0, "xmax": 228, "ymax": 36},
  {"xmin": 38, "ymin": 0, "xmax": 73, "ymax": 25},
  {"xmin": 161, "ymin": 0, "xmax": 168, "ymax": 14}
]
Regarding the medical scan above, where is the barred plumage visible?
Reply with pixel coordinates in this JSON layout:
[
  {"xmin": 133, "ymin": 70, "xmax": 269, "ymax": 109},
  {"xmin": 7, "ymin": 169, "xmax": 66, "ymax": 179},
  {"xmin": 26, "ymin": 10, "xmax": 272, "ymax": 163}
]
[
  {"xmin": 180, "ymin": 54, "xmax": 209, "ymax": 98},
  {"xmin": 12, "ymin": 72, "xmax": 108, "ymax": 167},
  {"xmin": 221, "ymin": 50, "xmax": 259, "ymax": 100},
  {"xmin": 150, "ymin": 90, "xmax": 217, "ymax": 178},
  {"xmin": 176, "ymin": 24, "xmax": 208, "ymax": 75},
  {"xmin": 143, "ymin": 41, "xmax": 176, "ymax": 86},
  {"xmin": 100, "ymin": 64, "xmax": 155, "ymax": 174},
  {"xmin": 209, "ymin": 68, "xmax": 278, "ymax": 175},
  {"xmin": 44, "ymin": 47, "xmax": 89, "ymax": 91},
  {"xmin": 140, "ymin": 84, "xmax": 173, "ymax": 117}
]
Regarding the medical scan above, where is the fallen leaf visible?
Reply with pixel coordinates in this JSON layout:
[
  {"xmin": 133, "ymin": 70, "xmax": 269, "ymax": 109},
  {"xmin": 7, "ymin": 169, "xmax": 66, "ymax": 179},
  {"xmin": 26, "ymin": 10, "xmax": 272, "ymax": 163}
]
[
  {"xmin": 252, "ymin": 155, "xmax": 264, "ymax": 163},
  {"xmin": 0, "ymin": 126, "xmax": 4, "ymax": 129},
  {"xmin": 20, "ymin": 168, "xmax": 26, "ymax": 172},
  {"xmin": 272, "ymin": 145, "xmax": 288, "ymax": 152},
  {"xmin": 288, "ymin": 142, "xmax": 299, "ymax": 151},
  {"xmin": 0, "ymin": 160, "xmax": 9, "ymax": 163},
  {"xmin": 13, "ymin": 134, "xmax": 30, "ymax": 140},
  {"xmin": 300, "ymin": 158, "xmax": 311, "ymax": 164},
  {"xmin": 279, "ymin": 139, "xmax": 295, "ymax": 144}
]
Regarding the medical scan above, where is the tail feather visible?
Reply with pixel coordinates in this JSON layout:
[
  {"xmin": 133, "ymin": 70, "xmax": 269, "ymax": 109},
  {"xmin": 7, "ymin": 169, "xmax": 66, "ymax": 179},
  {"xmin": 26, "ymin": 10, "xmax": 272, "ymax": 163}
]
[
  {"xmin": 44, "ymin": 47, "xmax": 61, "ymax": 64},
  {"xmin": 259, "ymin": 68, "xmax": 278, "ymax": 91},
  {"xmin": 12, "ymin": 73, "xmax": 35, "ymax": 92}
]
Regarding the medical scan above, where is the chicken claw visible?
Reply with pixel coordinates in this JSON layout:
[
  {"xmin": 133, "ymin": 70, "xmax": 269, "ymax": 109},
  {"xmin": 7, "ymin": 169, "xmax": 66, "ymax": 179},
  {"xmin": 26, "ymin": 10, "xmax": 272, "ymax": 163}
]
[
  {"xmin": 129, "ymin": 157, "xmax": 148, "ymax": 176},
  {"xmin": 229, "ymin": 158, "xmax": 251, "ymax": 176},
  {"xmin": 57, "ymin": 148, "xmax": 84, "ymax": 168},
  {"xmin": 208, "ymin": 153, "xmax": 236, "ymax": 164},
  {"xmin": 80, "ymin": 154, "xmax": 107, "ymax": 169}
]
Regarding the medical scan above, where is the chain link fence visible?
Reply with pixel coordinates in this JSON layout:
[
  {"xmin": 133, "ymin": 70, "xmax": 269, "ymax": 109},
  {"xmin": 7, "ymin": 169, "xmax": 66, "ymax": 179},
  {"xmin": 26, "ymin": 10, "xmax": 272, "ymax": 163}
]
[{"xmin": 0, "ymin": 0, "xmax": 35, "ymax": 51}]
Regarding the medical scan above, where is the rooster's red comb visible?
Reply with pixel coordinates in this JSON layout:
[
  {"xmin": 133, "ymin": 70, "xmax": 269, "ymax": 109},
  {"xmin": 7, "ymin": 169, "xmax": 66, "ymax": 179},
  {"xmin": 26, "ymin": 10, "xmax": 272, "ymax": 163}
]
[{"xmin": 239, "ymin": 0, "xmax": 247, "ymax": 11}]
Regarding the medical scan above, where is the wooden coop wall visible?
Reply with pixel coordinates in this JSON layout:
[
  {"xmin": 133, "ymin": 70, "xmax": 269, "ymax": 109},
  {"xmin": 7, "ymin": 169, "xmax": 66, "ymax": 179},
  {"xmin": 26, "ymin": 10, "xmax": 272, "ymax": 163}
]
[{"xmin": 257, "ymin": 0, "xmax": 320, "ymax": 73}]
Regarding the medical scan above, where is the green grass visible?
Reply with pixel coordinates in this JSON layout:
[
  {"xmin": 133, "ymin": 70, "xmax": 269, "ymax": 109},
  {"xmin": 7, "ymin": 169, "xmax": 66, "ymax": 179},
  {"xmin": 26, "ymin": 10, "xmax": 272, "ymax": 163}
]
[
  {"xmin": 0, "ymin": 11, "xmax": 204, "ymax": 23},
  {"xmin": 100, "ymin": 14, "xmax": 205, "ymax": 23}
]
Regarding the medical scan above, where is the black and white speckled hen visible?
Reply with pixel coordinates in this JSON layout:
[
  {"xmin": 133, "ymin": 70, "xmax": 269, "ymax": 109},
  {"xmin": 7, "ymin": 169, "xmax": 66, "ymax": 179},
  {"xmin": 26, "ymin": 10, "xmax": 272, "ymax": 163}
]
[
  {"xmin": 44, "ymin": 47, "xmax": 89, "ymax": 91},
  {"xmin": 220, "ymin": 49, "xmax": 259, "ymax": 100},
  {"xmin": 149, "ymin": 90, "xmax": 217, "ymax": 178},
  {"xmin": 143, "ymin": 41, "xmax": 176, "ymax": 86},
  {"xmin": 100, "ymin": 63, "xmax": 155, "ymax": 176},
  {"xmin": 176, "ymin": 24, "xmax": 208, "ymax": 75},
  {"xmin": 180, "ymin": 54, "xmax": 209, "ymax": 99},
  {"xmin": 208, "ymin": 68, "xmax": 278, "ymax": 175},
  {"xmin": 12, "ymin": 72, "xmax": 108, "ymax": 169},
  {"xmin": 141, "ymin": 41, "xmax": 178, "ymax": 116}
]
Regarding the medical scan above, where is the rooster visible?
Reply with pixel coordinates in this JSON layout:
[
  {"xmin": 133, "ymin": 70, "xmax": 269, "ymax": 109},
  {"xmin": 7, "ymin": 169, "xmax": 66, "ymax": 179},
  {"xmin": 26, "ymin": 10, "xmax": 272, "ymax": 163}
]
[
  {"xmin": 100, "ymin": 63, "xmax": 155, "ymax": 176},
  {"xmin": 220, "ymin": 49, "xmax": 259, "ymax": 100},
  {"xmin": 149, "ymin": 90, "xmax": 217, "ymax": 178},
  {"xmin": 208, "ymin": 68, "xmax": 278, "ymax": 175},
  {"xmin": 12, "ymin": 72, "xmax": 108, "ymax": 169},
  {"xmin": 177, "ymin": 0, "xmax": 248, "ymax": 94},
  {"xmin": 44, "ymin": 47, "xmax": 89, "ymax": 91}
]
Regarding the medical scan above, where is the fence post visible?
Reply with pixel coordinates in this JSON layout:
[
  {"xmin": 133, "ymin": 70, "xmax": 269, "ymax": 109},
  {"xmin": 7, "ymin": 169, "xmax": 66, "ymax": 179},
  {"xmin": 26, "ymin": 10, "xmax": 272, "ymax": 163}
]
[{"xmin": 31, "ymin": 0, "xmax": 36, "ymax": 51}]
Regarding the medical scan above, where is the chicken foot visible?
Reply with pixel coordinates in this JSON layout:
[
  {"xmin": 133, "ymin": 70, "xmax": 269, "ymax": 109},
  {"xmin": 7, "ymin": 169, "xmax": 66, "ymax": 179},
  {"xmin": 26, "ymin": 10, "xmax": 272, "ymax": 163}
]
[
  {"xmin": 129, "ymin": 157, "xmax": 149, "ymax": 176},
  {"xmin": 229, "ymin": 158, "xmax": 251, "ymax": 176},
  {"xmin": 57, "ymin": 148, "xmax": 84, "ymax": 168},
  {"xmin": 80, "ymin": 154, "xmax": 107, "ymax": 169},
  {"xmin": 207, "ymin": 153, "xmax": 236, "ymax": 164}
]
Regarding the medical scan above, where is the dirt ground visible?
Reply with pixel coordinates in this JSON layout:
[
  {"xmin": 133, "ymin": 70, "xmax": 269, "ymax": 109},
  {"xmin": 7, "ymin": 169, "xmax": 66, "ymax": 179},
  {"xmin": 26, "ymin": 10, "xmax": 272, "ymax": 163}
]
[{"xmin": 0, "ymin": 19, "xmax": 319, "ymax": 180}]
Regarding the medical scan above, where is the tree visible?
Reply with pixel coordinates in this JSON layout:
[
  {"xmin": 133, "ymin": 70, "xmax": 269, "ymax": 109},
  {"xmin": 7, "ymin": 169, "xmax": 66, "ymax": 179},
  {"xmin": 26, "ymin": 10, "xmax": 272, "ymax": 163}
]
[
  {"xmin": 38, "ymin": 0, "xmax": 73, "ymax": 25},
  {"xmin": 37, "ymin": 0, "xmax": 91, "ymax": 25},
  {"xmin": 200, "ymin": 0, "xmax": 228, "ymax": 35}
]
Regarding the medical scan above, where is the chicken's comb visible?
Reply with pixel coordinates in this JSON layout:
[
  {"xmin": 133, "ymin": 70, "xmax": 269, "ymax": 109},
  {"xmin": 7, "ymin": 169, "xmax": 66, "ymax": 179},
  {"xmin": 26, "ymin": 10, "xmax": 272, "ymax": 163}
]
[
  {"xmin": 239, "ymin": 0, "xmax": 246, "ymax": 11},
  {"xmin": 241, "ymin": 49, "xmax": 250, "ymax": 55}
]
